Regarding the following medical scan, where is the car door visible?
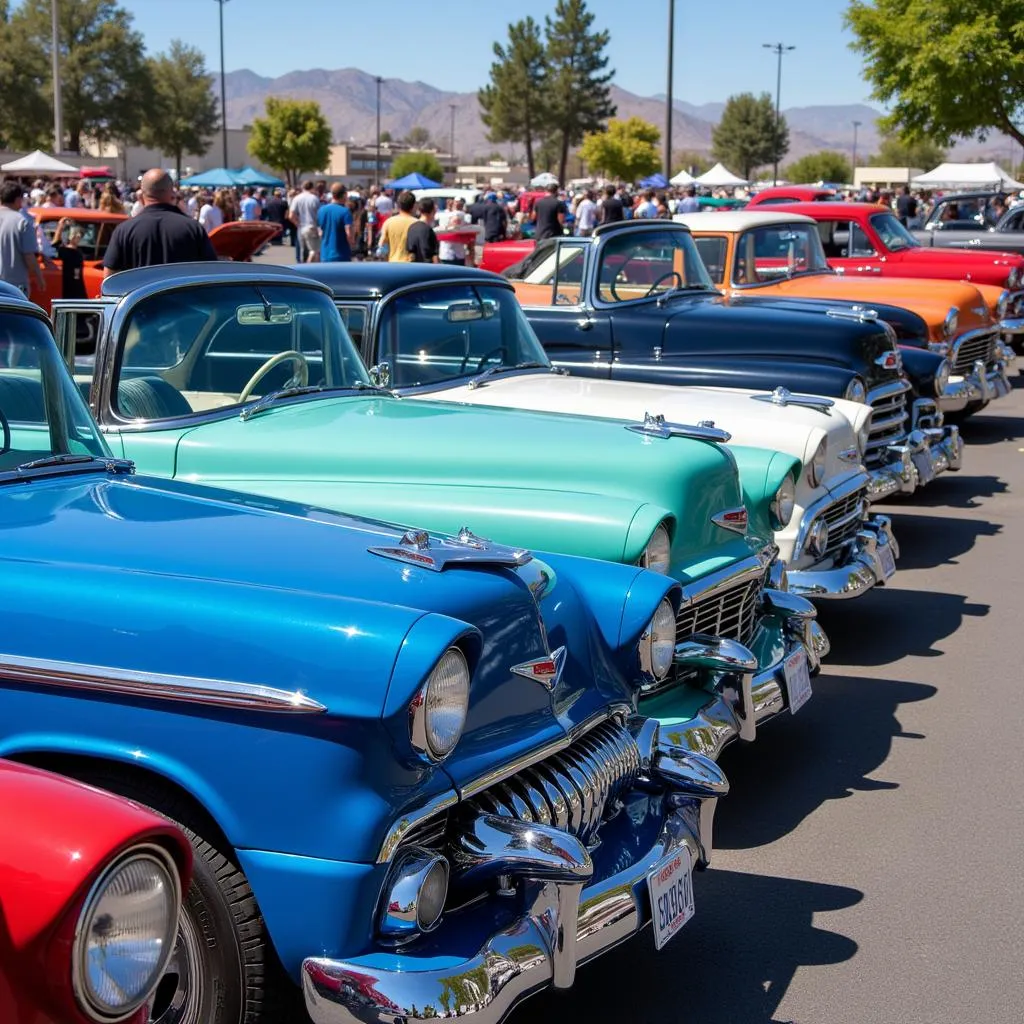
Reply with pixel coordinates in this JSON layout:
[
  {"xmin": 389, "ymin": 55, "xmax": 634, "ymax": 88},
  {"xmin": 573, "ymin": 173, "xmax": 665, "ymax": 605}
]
[{"xmin": 828, "ymin": 219, "xmax": 888, "ymax": 275}]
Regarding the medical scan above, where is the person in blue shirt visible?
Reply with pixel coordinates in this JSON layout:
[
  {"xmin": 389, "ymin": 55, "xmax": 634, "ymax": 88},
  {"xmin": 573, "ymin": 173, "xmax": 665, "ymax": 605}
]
[
  {"xmin": 239, "ymin": 187, "xmax": 261, "ymax": 221},
  {"xmin": 317, "ymin": 183, "xmax": 354, "ymax": 262}
]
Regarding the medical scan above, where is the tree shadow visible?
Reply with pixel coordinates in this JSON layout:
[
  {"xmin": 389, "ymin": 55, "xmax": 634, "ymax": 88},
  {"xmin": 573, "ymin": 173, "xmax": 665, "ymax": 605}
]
[
  {"xmin": 816, "ymin": 587, "xmax": 988, "ymax": 666},
  {"xmin": 519, "ymin": 869, "xmax": 860, "ymax": 1024},
  {"xmin": 954, "ymin": 409, "xmax": 1024, "ymax": 445},
  {"xmin": 882, "ymin": 511, "xmax": 1001, "ymax": 567}
]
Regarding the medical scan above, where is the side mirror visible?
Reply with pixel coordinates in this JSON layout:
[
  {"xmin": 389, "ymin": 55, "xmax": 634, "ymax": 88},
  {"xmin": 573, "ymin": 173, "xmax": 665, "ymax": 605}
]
[{"xmin": 368, "ymin": 361, "xmax": 391, "ymax": 388}]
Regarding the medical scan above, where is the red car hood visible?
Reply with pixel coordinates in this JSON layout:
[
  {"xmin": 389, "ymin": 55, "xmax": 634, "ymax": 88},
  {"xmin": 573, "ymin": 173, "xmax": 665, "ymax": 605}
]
[
  {"xmin": 208, "ymin": 221, "xmax": 281, "ymax": 261},
  {"xmin": 900, "ymin": 244, "xmax": 1024, "ymax": 277}
]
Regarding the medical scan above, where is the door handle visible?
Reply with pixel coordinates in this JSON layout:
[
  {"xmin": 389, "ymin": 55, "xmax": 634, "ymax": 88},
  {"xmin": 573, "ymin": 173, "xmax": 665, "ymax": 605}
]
[{"xmin": 576, "ymin": 317, "xmax": 593, "ymax": 330}]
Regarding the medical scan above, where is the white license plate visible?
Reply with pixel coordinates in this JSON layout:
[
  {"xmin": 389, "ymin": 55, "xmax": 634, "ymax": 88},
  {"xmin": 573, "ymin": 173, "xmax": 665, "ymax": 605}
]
[
  {"xmin": 878, "ymin": 542, "xmax": 896, "ymax": 580},
  {"xmin": 784, "ymin": 648, "xmax": 812, "ymax": 714},
  {"xmin": 647, "ymin": 846, "xmax": 695, "ymax": 951}
]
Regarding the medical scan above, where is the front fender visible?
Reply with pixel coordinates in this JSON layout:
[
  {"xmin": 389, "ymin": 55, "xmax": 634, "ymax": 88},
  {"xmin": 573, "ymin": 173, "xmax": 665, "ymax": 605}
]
[
  {"xmin": 898, "ymin": 346, "xmax": 946, "ymax": 398},
  {"xmin": 731, "ymin": 445, "xmax": 801, "ymax": 543}
]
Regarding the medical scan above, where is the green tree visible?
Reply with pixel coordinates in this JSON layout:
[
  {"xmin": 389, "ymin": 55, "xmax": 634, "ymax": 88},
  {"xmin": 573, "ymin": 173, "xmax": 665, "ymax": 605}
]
[
  {"xmin": 478, "ymin": 17, "xmax": 548, "ymax": 179},
  {"xmin": 544, "ymin": 0, "xmax": 616, "ymax": 185},
  {"xmin": 405, "ymin": 125, "xmax": 430, "ymax": 148},
  {"xmin": 388, "ymin": 151, "xmax": 444, "ymax": 183},
  {"xmin": 783, "ymin": 150, "xmax": 852, "ymax": 184},
  {"xmin": 138, "ymin": 40, "xmax": 218, "ymax": 181},
  {"xmin": 847, "ymin": 0, "xmax": 1024, "ymax": 147},
  {"xmin": 711, "ymin": 92, "xmax": 788, "ymax": 180},
  {"xmin": 579, "ymin": 117, "xmax": 660, "ymax": 182},
  {"xmin": 673, "ymin": 149, "xmax": 713, "ymax": 177},
  {"xmin": 12, "ymin": 0, "xmax": 149, "ymax": 152},
  {"xmin": 867, "ymin": 130, "xmax": 946, "ymax": 169},
  {"xmin": 379, "ymin": 129, "xmax": 392, "ymax": 143},
  {"xmin": 248, "ymin": 97, "xmax": 331, "ymax": 186},
  {"xmin": 0, "ymin": 0, "xmax": 50, "ymax": 149}
]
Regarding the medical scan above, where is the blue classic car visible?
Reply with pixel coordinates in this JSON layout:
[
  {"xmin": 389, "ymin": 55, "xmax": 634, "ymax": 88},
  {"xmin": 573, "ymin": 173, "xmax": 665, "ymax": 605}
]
[{"xmin": 0, "ymin": 285, "xmax": 727, "ymax": 1024}]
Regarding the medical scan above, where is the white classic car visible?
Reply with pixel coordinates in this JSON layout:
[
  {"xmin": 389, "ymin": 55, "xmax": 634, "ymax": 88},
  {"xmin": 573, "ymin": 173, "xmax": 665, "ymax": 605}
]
[{"xmin": 302, "ymin": 264, "xmax": 900, "ymax": 602}]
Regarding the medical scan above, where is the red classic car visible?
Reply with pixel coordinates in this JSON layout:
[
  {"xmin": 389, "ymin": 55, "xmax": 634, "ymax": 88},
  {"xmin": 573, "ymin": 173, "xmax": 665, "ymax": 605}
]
[
  {"xmin": 28, "ymin": 208, "xmax": 280, "ymax": 314},
  {"xmin": 0, "ymin": 760, "xmax": 191, "ymax": 1024},
  {"xmin": 748, "ymin": 186, "xmax": 839, "ymax": 205}
]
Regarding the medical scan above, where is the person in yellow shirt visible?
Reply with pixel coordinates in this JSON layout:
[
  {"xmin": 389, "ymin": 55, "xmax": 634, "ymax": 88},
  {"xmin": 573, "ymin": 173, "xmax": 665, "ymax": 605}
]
[{"xmin": 379, "ymin": 190, "xmax": 418, "ymax": 262}]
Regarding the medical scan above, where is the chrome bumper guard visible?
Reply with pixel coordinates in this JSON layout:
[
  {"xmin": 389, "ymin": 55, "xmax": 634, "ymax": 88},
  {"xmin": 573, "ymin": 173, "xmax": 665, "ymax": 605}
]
[
  {"xmin": 302, "ymin": 729, "xmax": 728, "ymax": 1024},
  {"xmin": 788, "ymin": 514, "xmax": 899, "ymax": 600},
  {"xmin": 1000, "ymin": 316, "xmax": 1024, "ymax": 338},
  {"xmin": 867, "ymin": 425, "xmax": 962, "ymax": 501},
  {"xmin": 957, "ymin": 359, "xmax": 1012, "ymax": 404}
]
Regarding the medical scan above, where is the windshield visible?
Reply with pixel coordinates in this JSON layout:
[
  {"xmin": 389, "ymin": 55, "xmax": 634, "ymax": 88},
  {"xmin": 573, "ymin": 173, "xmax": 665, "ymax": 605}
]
[
  {"xmin": 732, "ymin": 223, "xmax": 830, "ymax": 284},
  {"xmin": 596, "ymin": 229, "xmax": 714, "ymax": 302},
  {"xmin": 38, "ymin": 217, "xmax": 119, "ymax": 261},
  {"xmin": 378, "ymin": 284, "xmax": 550, "ymax": 387},
  {"xmin": 870, "ymin": 212, "xmax": 920, "ymax": 251},
  {"xmin": 0, "ymin": 312, "xmax": 108, "ymax": 473},
  {"xmin": 114, "ymin": 284, "xmax": 369, "ymax": 421}
]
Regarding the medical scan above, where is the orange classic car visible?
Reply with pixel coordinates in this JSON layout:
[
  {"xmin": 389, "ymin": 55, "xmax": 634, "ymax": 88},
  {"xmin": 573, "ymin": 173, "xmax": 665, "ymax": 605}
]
[
  {"xmin": 28, "ymin": 207, "xmax": 280, "ymax": 313},
  {"xmin": 675, "ymin": 210, "xmax": 1015, "ymax": 417}
]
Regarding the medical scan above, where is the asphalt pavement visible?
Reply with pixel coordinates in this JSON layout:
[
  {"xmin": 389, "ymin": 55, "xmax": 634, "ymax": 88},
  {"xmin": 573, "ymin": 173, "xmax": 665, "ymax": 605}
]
[{"xmin": 518, "ymin": 386, "xmax": 1024, "ymax": 1024}]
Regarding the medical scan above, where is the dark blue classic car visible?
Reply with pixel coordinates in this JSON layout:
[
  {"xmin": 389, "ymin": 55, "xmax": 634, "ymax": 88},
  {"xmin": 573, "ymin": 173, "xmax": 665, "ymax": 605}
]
[
  {"xmin": 0, "ymin": 285, "xmax": 727, "ymax": 1024},
  {"xmin": 503, "ymin": 221, "xmax": 962, "ymax": 499}
]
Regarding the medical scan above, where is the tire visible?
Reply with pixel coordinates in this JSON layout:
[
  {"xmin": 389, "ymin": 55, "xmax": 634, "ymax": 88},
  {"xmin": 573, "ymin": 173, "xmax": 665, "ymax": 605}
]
[{"xmin": 65, "ymin": 768, "xmax": 287, "ymax": 1024}]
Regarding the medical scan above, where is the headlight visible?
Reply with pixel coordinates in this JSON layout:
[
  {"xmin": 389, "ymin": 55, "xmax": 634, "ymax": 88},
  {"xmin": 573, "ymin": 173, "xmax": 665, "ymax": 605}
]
[
  {"xmin": 806, "ymin": 438, "xmax": 827, "ymax": 488},
  {"xmin": 73, "ymin": 846, "xmax": 180, "ymax": 1021},
  {"xmin": 638, "ymin": 522, "xmax": 671, "ymax": 575},
  {"xmin": 410, "ymin": 646, "xmax": 470, "ymax": 762},
  {"xmin": 770, "ymin": 475, "xmax": 796, "ymax": 530},
  {"xmin": 997, "ymin": 289, "xmax": 1011, "ymax": 320},
  {"xmin": 934, "ymin": 358, "xmax": 951, "ymax": 397},
  {"xmin": 857, "ymin": 413, "xmax": 873, "ymax": 457},
  {"xmin": 928, "ymin": 340, "xmax": 951, "ymax": 356},
  {"xmin": 639, "ymin": 597, "xmax": 676, "ymax": 682},
  {"xmin": 844, "ymin": 377, "xmax": 867, "ymax": 403},
  {"xmin": 943, "ymin": 307, "xmax": 958, "ymax": 338}
]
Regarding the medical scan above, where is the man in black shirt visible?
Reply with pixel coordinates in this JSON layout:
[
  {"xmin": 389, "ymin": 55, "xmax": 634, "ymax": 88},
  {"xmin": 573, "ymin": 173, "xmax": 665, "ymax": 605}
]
[
  {"xmin": 263, "ymin": 188, "xmax": 288, "ymax": 244},
  {"xmin": 895, "ymin": 186, "xmax": 918, "ymax": 227},
  {"xmin": 532, "ymin": 182, "xmax": 566, "ymax": 241},
  {"xmin": 407, "ymin": 197, "xmax": 439, "ymax": 263},
  {"xmin": 467, "ymin": 192, "xmax": 509, "ymax": 243},
  {"xmin": 598, "ymin": 184, "xmax": 625, "ymax": 224},
  {"xmin": 103, "ymin": 169, "xmax": 216, "ymax": 276}
]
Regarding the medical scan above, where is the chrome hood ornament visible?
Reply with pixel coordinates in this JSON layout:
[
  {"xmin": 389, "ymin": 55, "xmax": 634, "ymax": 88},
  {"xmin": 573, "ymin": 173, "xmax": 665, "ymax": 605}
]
[
  {"xmin": 752, "ymin": 387, "xmax": 834, "ymax": 413},
  {"xmin": 626, "ymin": 412, "xmax": 731, "ymax": 443},
  {"xmin": 369, "ymin": 526, "xmax": 532, "ymax": 571}
]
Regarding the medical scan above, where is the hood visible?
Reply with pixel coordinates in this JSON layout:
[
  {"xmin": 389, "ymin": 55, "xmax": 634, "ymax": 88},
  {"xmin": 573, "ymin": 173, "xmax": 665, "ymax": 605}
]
[
  {"xmin": 898, "ymin": 244, "xmax": 1023, "ymax": 287},
  {"xmin": 208, "ymin": 221, "xmax": 282, "ymax": 260},
  {"xmin": 166, "ymin": 393, "xmax": 751, "ymax": 573}
]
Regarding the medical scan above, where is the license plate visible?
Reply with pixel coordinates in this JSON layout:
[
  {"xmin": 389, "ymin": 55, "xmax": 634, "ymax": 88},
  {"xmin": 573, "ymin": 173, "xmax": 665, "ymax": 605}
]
[
  {"xmin": 784, "ymin": 648, "xmax": 812, "ymax": 714},
  {"xmin": 647, "ymin": 846, "xmax": 695, "ymax": 951},
  {"xmin": 878, "ymin": 541, "xmax": 896, "ymax": 580}
]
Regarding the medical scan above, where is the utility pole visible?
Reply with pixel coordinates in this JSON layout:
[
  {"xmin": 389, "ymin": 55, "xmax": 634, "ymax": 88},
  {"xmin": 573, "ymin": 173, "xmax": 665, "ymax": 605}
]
[
  {"xmin": 214, "ymin": 0, "xmax": 230, "ymax": 168},
  {"xmin": 852, "ymin": 120, "xmax": 862, "ymax": 184},
  {"xmin": 51, "ymin": 0, "xmax": 63, "ymax": 152},
  {"xmin": 763, "ymin": 42, "xmax": 795, "ymax": 186},
  {"xmin": 665, "ymin": 0, "xmax": 675, "ymax": 185},
  {"xmin": 449, "ymin": 103, "xmax": 456, "ymax": 184},
  {"xmin": 375, "ymin": 76, "xmax": 383, "ymax": 189}
]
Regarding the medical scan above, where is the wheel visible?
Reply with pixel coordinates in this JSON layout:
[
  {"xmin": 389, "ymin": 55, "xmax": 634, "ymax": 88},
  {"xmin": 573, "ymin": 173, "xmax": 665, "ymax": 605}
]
[
  {"xmin": 64, "ymin": 768, "xmax": 291, "ymax": 1024},
  {"xmin": 237, "ymin": 352, "xmax": 309, "ymax": 404}
]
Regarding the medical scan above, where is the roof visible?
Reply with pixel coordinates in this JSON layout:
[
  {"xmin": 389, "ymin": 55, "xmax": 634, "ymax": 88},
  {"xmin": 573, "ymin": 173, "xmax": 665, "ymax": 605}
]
[
  {"xmin": 672, "ymin": 211, "xmax": 817, "ymax": 232},
  {"xmin": 773, "ymin": 202, "xmax": 889, "ymax": 219},
  {"xmin": 292, "ymin": 262, "xmax": 508, "ymax": 299},
  {"xmin": 99, "ymin": 261, "xmax": 318, "ymax": 298},
  {"xmin": 592, "ymin": 219, "xmax": 692, "ymax": 238},
  {"xmin": 30, "ymin": 207, "xmax": 126, "ymax": 223}
]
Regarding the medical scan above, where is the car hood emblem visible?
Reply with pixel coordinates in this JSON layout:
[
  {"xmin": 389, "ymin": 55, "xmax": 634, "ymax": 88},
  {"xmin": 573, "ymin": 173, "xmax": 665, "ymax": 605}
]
[
  {"xmin": 711, "ymin": 507, "xmax": 748, "ymax": 534},
  {"xmin": 511, "ymin": 647, "xmax": 567, "ymax": 691}
]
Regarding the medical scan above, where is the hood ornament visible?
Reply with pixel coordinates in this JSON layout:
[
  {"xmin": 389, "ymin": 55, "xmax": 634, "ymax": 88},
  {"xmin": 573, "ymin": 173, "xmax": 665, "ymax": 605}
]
[
  {"xmin": 711, "ymin": 507, "xmax": 748, "ymax": 534},
  {"xmin": 511, "ymin": 646, "xmax": 567, "ymax": 691},
  {"xmin": 626, "ymin": 412, "xmax": 731, "ymax": 443},
  {"xmin": 369, "ymin": 526, "xmax": 532, "ymax": 571},
  {"xmin": 752, "ymin": 387, "xmax": 834, "ymax": 414}
]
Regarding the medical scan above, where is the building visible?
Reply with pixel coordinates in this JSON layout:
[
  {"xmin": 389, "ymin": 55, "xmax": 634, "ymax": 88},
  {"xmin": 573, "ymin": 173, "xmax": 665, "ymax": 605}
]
[
  {"xmin": 325, "ymin": 142, "xmax": 456, "ymax": 186},
  {"xmin": 853, "ymin": 166, "xmax": 924, "ymax": 190}
]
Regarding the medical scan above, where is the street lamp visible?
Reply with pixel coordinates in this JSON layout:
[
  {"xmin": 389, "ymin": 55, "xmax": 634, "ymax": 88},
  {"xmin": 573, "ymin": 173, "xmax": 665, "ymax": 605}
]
[
  {"xmin": 51, "ymin": 0, "xmax": 63, "ymax": 152},
  {"xmin": 375, "ymin": 76, "xmax": 383, "ymax": 190},
  {"xmin": 214, "ymin": 0, "xmax": 229, "ymax": 168},
  {"xmin": 852, "ymin": 120, "xmax": 862, "ymax": 184},
  {"xmin": 665, "ymin": 0, "xmax": 675, "ymax": 184},
  {"xmin": 449, "ymin": 103, "xmax": 456, "ymax": 184},
  {"xmin": 763, "ymin": 42, "xmax": 795, "ymax": 186}
]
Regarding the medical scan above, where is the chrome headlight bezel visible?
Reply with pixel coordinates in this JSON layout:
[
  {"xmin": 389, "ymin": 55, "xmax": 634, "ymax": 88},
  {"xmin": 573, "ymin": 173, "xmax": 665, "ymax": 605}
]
[
  {"xmin": 770, "ymin": 475, "xmax": 796, "ymax": 530},
  {"xmin": 638, "ymin": 597, "xmax": 676, "ymax": 683},
  {"xmin": 638, "ymin": 522, "xmax": 672, "ymax": 575},
  {"xmin": 943, "ymin": 307, "xmax": 959, "ymax": 339},
  {"xmin": 72, "ymin": 844, "xmax": 181, "ymax": 1022},
  {"xmin": 934, "ymin": 358, "xmax": 951, "ymax": 397},
  {"xmin": 996, "ymin": 289, "xmax": 1011, "ymax": 320},
  {"xmin": 843, "ymin": 377, "xmax": 867, "ymax": 403},
  {"xmin": 410, "ymin": 646, "xmax": 470, "ymax": 763},
  {"xmin": 806, "ymin": 438, "xmax": 827, "ymax": 488}
]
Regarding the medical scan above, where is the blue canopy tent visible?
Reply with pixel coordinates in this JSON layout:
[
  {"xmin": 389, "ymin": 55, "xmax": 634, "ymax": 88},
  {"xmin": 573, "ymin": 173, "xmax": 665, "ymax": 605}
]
[
  {"xmin": 236, "ymin": 166, "xmax": 286, "ymax": 188},
  {"xmin": 179, "ymin": 167, "xmax": 246, "ymax": 187},
  {"xmin": 384, "ymin": 171, "xmax": 442, "ymax": 190},
  {"xmin": 638, "ymin": 173, "xmax": 668, "ymax": 189}
]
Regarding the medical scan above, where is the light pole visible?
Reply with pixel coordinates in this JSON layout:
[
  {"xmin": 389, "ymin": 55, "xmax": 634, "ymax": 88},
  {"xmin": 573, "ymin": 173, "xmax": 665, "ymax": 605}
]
[
  {"xmin": 375, "ymin": 76, "xmax": 383, "ymax": 189},
  {"xmin": 851, "ymin": 120, "xmax": 862, "ymax": 184},
  {"xmin": 214, "ymin": 0, "xmax": 229, "ymax": 168},
  {"xmin": 449, "ymin": 103, "xmax": 456, "ymax": 184},
  {"xmin": 665, "ymin": 0, "xmax": 675, "ymax": 185},
  {"xmin": 763, "ymin": 42, "xmax": 794, "ymax": 186},
  {"xmin": 51, "ymin": 0, "xmax": 63, "ymax": 152}
]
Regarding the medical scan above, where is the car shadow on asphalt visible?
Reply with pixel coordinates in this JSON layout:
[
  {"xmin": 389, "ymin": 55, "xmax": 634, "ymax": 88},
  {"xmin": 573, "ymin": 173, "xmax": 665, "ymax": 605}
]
[
  {"xmin": 882, "ymin": 510, "xmax": 1001, "ymax": 566},
  {"xmin": 955, "ymin": 409, "xmax": 1024, "ymax": 445},
  {"xmin": 879, "ymin": 473, "xmax": 1008, "ymax": 509},
  {"xmin": 519, "ymin": 868, "xmax": 861, "ymax": 1024}
]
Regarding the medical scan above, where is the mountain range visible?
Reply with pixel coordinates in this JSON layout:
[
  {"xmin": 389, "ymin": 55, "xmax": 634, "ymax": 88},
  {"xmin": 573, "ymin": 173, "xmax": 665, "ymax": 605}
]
[{"xmin": 222, "ymin": 67, "xmax": 1017, "ymax": 167}]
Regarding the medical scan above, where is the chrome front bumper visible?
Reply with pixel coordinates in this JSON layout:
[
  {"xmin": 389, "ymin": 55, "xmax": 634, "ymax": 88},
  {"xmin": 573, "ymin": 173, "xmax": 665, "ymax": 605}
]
[
  {"xmin": 953, "ymin": 358, "xmax": 1012, "ymax": 404},
  {"xmin": 788, "ymin": 514, "xmax": 898, "ymax": 600},
  {"xmin": 302, "ymin": 734, "xmax": 727, "ymax": 1024},
  {"xmin": 867, "ymin": 425, "xmax": 963, "ymax": 501}
]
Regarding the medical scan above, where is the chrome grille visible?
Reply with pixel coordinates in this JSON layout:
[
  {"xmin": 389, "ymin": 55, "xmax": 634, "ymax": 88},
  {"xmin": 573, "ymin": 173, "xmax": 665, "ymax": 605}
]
[
  {"xmin": 821, "ymin": 486, "xmax": 867, "ymax": 560},
  {"xmin": 676, "ymin": 572, "xmax": 765, "ymax": 649},
  {"xmin": 952, "ymin": 332, "xmax": 998, "ymax": 375},
  {"xmin": 466, "ymin": 719, "xmax": 641, "ymax": 847},
  {"xmin": 864, "ymin": 389, "xmax": 909, "ymax": 468}
]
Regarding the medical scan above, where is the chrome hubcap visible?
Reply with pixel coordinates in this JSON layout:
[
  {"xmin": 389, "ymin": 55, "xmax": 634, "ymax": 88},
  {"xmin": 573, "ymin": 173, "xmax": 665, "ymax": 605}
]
[{"xmin": 148, "ymin": 904, "xmax": 204, "ymax": 1024}]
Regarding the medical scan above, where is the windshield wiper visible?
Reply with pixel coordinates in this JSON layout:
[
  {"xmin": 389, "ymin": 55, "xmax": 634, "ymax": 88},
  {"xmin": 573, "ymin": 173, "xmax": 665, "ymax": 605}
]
[
  {"xmin": 240, "ymin": 382, "xmax": 391, "ymax": 421},
  {"xmin": 466, "ymin": 361, "xmax": 551, "ymax": 389},
  {"xmin": 14, "ymin": 453, "xmax": 133, "ymax": 475}
]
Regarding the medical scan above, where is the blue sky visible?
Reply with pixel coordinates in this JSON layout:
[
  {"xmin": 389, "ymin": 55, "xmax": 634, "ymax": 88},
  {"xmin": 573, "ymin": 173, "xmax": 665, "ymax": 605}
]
[{"xmin": 122, "ymin": 0, "xmax": 873, "ymax": 107}]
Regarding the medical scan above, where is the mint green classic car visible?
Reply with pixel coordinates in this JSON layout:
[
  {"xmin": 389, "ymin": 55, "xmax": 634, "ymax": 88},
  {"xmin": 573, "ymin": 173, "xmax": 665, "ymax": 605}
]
[{"xmin": 52, "ymin": 263, "xmax": 828, "ymax": 759}]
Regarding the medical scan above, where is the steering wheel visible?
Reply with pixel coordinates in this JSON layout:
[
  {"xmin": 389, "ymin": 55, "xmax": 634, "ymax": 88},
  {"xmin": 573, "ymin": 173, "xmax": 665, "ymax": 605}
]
[
  {"xmin": 460, "ymin": 346, "xmax": 508, "ymax": 375},
  {"xmin": 237, "ymin": 351, "xmax": 309, "ymax": 403},
  {"xmin": 644, "ymin": 271, "xmax": 684, "ymax": 297},
  {"xmin": 0, "ymin": 408, "xmax": 9, "ymax": 455}
]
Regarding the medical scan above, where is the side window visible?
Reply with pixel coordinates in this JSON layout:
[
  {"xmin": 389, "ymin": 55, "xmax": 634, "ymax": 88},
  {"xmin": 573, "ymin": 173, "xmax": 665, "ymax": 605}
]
[
  {"xmin": 337, "ymin": 305, "xmax": 367, "ymax": 350},
  {"xmin": 849, "ymin": 222, "xmax": 875, "ymax": 257},
  {"xmin": 820, "ymin": 221, "xmax": 846, "ymax": 258},
  {"xmin": 53, "ymin": 309, "xmax": 102, "ymax": 406},
  {"xmin": 693, "ymin": 237, "xmax": 727, "ymax": 284}
]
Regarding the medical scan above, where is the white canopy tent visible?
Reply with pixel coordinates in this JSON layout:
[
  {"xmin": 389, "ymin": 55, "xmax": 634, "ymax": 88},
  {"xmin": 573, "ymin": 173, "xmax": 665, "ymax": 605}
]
[
  {"xmin": 695, "ymin": 162, "xmax": 748, "ymax": 187},
  {"xmin": 1, "ymin": 150, "xmax": 79, "ymax": 175},
  {"xmin": 669, "ymin": 169, "xmax": 695, "ymax": 186},
  {"xmin": 529, "ymin": 171, "xmax": 559, "ymax": 188},
  {"xmin": 911, "ymin": 161, "xmax": 1024, "ymax": 191}
]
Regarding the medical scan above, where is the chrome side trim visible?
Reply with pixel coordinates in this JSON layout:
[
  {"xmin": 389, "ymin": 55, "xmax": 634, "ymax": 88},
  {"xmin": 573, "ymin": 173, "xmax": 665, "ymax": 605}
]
[
  {"xmin": 677, "ymin": 550, "xmax": 774, "ymax": 607},
  {"xmin": 0, "ymin": 653, "xmax": 327, "ymax": 714},
  {"xmin": 377, "ymin": 789, "xmax": 460, "ymax": 865}
]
